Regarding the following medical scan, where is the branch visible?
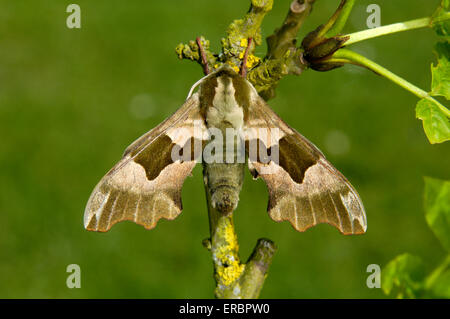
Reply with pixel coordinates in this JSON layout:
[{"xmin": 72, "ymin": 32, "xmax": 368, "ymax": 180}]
[
  {"xmin": 175, "ymin": 37, "xmax": 217, "ymax": 73},
  {"xmin": 222, "ymin": 0, "xmax": 274, "ymax": 70},
  {"xmin": 203, "ymin": 172, "xmax": 276, "ymax": 299},
  {"xmin": 249, "ymin": 0, "xmax": 316, "ymax": 100},
  {"xmin": 266, "ymin": 0, "xmax": 316, "ymax": 60},
  {"xmin": 176, "ymin": 1, "xmax": 315, "ymax": 101}
]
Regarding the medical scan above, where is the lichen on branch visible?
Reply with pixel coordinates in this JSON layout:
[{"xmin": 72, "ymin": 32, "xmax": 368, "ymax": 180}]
[
  {"xmin": 176, "ymin": 0, "xmax": 317, "ymax": 100},
  {"xmin": 203, "ymin": 180, "xmax": 276, "ymax": 299}
]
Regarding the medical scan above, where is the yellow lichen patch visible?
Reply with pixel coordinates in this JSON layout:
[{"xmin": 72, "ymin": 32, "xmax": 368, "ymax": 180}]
[
  {"xmin": 246, "ymin": 54, "xmax": 261, "ymax": 68},
  {"xmin": 224, "ymin": 219, "xmax": 239, "ymax": 251},
  {"xmin": 240, "ymin": 38, "xmax": 248, "ymax": 48},
  {"xmin": 216, "ymin": 259, "xmax": 245, "ymax": 286},
  {"xmin": 225, "ymin": 61, "xmax": 240, "ymax": 73},
  {"xmin": 238, "ymin": 38, "xmax": 261, "ymax": 70},
  {"xmin": 238, "ymin": 51, "xmax": 261, "ymax": 68},
  {"xmin": 238, "ymin": 38, "xmax": 249, "ymax": 60},
  {"xmin": 213, "ymin": 219, "xmax": 244, "ymax": 286}
]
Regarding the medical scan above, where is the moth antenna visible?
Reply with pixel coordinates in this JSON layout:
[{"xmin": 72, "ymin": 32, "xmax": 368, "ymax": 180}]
[
  {"xmin": 196, "ymin": 37, "xmax": 210, "ymax": 75},
  {"xmin": 186, "ymin": 74, "xmax": 208, "ymax": 100},
  {"xmin": 240, "ymin": 37, "xmax": 253, "ymax": 78}
]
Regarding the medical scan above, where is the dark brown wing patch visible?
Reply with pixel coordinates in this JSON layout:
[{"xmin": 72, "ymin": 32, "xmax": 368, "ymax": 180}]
[
  {"xmin": 278, "ymin": 136, "xmax": 317, "ymax": 184},
  {"xmin": 133, "ymin": 134, "xmax": 175, "ymax": 181},
  {"xmin": 133, "ymin": 135, "xmax": 203, "ymax": 181}
]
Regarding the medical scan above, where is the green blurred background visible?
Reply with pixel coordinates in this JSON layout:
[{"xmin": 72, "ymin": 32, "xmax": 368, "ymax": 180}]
[{"xmin": 0, "ymin": 0, "xmax": 449, "ymax": 298}]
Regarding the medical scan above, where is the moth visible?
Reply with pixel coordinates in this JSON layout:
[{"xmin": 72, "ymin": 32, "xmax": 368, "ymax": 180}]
[{"xmin": 84, "ymin": 41, "xmax": 367, "ymax": 235}]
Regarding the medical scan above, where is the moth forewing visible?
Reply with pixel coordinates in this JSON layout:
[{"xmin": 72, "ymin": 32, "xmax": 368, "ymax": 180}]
[
  {"xmin": 244, "ymin": 90, "xmax": 367, "ymax": 235},
  {"xmin": 84, "ymin": 94, "xmax": 207, "ymax": 232}
]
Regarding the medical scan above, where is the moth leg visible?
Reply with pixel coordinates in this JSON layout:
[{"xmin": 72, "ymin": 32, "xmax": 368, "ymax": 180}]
[
  {"xmin": 196, "ymin": 37, "xmax": 210, "ymax": 75},
  {"xmin": 240, "ymin": 37, "xmax": 253, "ymax": 78}
]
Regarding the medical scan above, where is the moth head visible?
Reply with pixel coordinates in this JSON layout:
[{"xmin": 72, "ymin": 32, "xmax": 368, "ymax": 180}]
[
  {"xmin": 194, "ymin": 65, "xmax": 254, "ymax": 114},
  {"xmin": 187, "ymin": 65, "xmax": 256, "ymax": 100}
]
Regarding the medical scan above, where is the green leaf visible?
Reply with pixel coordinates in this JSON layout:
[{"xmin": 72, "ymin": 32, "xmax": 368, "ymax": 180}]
[
  {"xmin": 425, "ymin": 255, "xmax": 450, "ymax": 298},
  {"xmin": 416, "ymin": 40, "xmax": 450, "ymax": 144},
  {"xmin": 431, "ymin": 0, "xmax": 450, "ymax": 38},
  {"xmin": 381, "ymin": 253, "xmax": 426, "ymax": 299},
  {"xmin": 424, "ymin": 177, "xmax": 450, "ymax": 252},
  {"xmin": 416, "ymin": 99, "xmax": 450, "ymax": 143},
  {"xmin": 431, "ymin": 42, "xmax": 450, "ymax": 100},
  {"xmin": 429, "ymin": 269, "xmax": 450, "ymax": 298}
]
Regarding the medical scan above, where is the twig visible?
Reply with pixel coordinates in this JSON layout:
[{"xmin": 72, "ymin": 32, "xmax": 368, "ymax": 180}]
[
  {"xmin": 176, "ymin": 1, "xmax": 317, "ymax": 100},
  {"xmin": 240, "ymin": 37, "xmax": 253, "ymax": 77},
  {"xmin": 248, "ymin": 0, "xmax": 316, "ymax": 100},
  {"xmin": 266, "ymin": 0, "xmax": 316, "ymax": 60},
  {"xmin": 176, "ymin": 36, "xmax": 216, "ymax": 73},
  {"xmin": 196, "ymin": 37, "xmax": 210, "ymax": 75}
]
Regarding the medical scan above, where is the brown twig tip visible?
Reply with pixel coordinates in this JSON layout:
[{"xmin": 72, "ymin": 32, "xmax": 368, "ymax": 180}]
[
  {"xmin": 251, "ymin": 238, "xmax": 277, "ymax": 269},
  {"xmin": 196, "ymin": 37, "xmax": 210, "ymax": 75},
  {"xmin": 244, "ymin": 238, "xmax": 277, "ymax": 276},
  {"xmin": 290, "ymin": 0, "xmax": 306, "ymax": 14},
  {"xmin": 291, "ymin": 0, "xmax": 316, "ymax": 14},
  {"xmin": 240, "ymin": 37, "xmax": 253, "ymax": 78}
]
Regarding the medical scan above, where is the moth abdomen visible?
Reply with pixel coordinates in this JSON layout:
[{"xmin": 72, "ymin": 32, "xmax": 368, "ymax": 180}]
[
  {"xmin": 203, "ymin": 162, "xmax": 245, "ymax": 215},
  {"xmin": 211, "ymin": 185, "xmax": 240, "ymax": 214}
]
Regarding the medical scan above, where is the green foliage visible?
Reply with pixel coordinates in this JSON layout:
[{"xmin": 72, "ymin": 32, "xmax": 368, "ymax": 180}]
[
  {"xmin": 382, "ymin": 177, "xmax": 450, "ymax": 299},
  {"xmin": 424, "ymin": 177, "xmax": 450, "ymax": 252},
  {"xmin": 384, "ymin": 4, "xmax": 450, "ymax": 294},
  {"xmin": 416, "ymin": 99, "xmax": 450, "ymax": 144},
  {"xmin": 431, "ymin": 42, "xmax": 450, "ymax": 99},
  {"xmin": 428, "ymin": 265, "xmax": 450, "ymax": 298},
  {"xmin": 381, "ymin": 254, "xmax": 425, "ymax": 298},
  {"xmin": 431, "ymin": 0, "xmax": 450, "ymax": 38},
  {"xmin": 416, "ymin": 1, "xmax": 450, "ymax": 144}
]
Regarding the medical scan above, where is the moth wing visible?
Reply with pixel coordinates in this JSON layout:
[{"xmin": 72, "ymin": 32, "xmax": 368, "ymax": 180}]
[
  {"xmin": 245, "ymin": 96, "xmax": 367, "ymax": 235},
  {"xmin": 84, "ymin": 93, "xmax": 206, "ymax": 232}
]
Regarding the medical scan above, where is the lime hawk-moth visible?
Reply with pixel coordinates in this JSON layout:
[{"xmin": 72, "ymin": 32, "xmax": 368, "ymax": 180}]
[{"xmin": 84, "ymin": 47, "xmax": 367, "ymax": 235}]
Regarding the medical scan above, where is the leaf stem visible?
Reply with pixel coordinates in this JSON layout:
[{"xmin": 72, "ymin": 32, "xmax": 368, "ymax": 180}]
[
  {"xmin": 325, "ymin": 0, "xmax": 356, "ymax": 38},
  {"xmin": 344, "ymin": 12, "xmax": 450, "ymax": 46},
  {"xmin": 331, "ymin": 49, "xmax": 450, "ymax": 117}
]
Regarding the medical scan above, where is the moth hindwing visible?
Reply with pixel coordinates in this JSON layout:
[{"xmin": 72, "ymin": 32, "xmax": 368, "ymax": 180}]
[{"xmin": 84, "ymin": 65, "xmax": 367, "ymax": 235}]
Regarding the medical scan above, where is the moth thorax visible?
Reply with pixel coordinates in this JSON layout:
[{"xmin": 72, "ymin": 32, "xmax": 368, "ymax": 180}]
[
  {"xmin": 205, "ymin": 76, "xmax": 244, "ymax": 130},
  {"xmin": 202, "ymin": 125, "xmax": 245, "ymax": 165}
]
